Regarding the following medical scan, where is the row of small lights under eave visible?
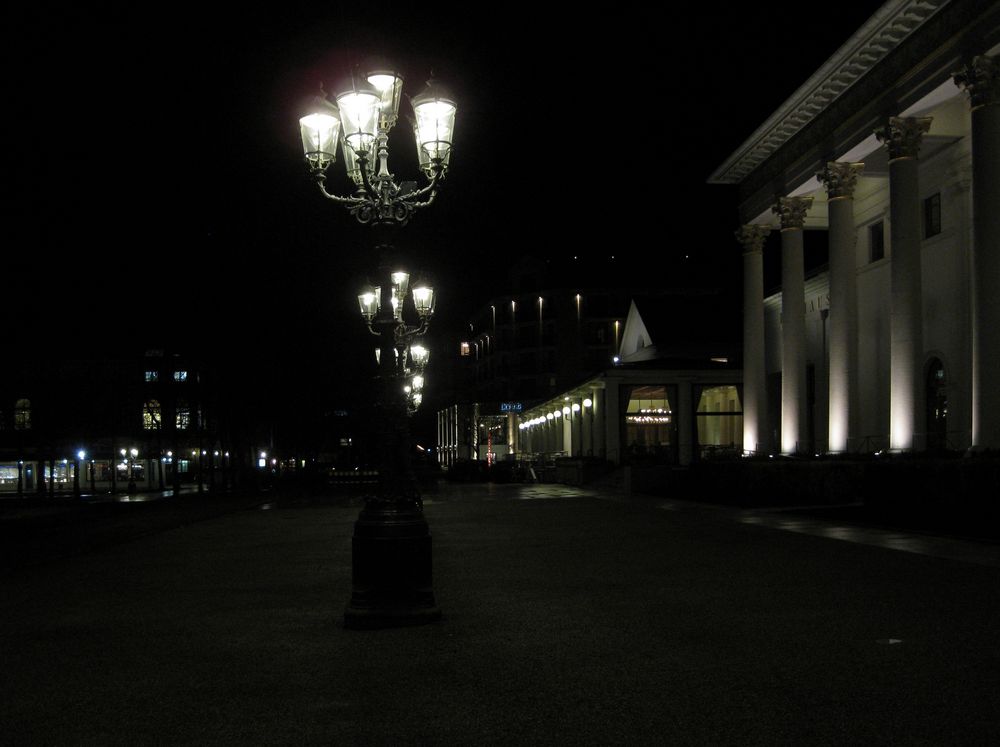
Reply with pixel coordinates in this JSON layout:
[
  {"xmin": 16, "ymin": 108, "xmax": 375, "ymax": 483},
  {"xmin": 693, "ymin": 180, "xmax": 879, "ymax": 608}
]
[{"xmin": 518, "ymin": 398, "xmax": 594, "ymax": 429}]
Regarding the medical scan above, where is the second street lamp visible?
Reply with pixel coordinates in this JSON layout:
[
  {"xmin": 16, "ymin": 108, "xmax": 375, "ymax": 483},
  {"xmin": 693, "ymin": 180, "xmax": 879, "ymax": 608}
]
[{"xmin": 299, "ymin": 61, "xmax": 456, "ymax": 628}]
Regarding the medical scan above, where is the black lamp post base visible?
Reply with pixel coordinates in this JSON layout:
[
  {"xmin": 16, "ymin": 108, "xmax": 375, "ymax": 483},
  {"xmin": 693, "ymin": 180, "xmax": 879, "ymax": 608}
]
[{"xmin": 344, "ymin": 502, "xmax": 441, "ymax": 630}]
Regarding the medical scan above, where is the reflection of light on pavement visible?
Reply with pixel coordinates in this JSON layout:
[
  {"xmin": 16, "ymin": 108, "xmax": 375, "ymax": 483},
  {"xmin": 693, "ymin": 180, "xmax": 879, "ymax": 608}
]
[{"xmin": 737, "ymin": 512, "xmax": 1000, "ymax": 568}]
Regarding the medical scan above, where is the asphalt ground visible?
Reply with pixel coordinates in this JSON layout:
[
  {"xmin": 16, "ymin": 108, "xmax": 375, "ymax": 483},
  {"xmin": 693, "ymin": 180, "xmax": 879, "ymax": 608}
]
[{"xmin": 2, "ymin": 483, "xmax": 999, "ymax": 745}]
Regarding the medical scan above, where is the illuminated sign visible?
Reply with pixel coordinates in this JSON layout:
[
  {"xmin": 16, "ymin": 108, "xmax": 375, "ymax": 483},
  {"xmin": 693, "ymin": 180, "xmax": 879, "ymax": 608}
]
[{"xmin": 500, "ymin": 402, "xmax": 523, "ymax": 413}]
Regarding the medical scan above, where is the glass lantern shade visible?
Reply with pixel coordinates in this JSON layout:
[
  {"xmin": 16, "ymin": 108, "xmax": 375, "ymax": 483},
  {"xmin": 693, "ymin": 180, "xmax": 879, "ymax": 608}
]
[
  {"xmin": 341, "ymin": 134, "xmax": 367, "ymax": 185},
  {"xmin": 412, "ymin": 81, "xmax": 457, "ymax": 167},
  {"xmin": 409, "ymin": 344, "xmax": 430, "ymax": 369},
  {"xmin": 358, "ymin": 287, "xmax": 380, "ymax": 320},
  {"xmin": 367, "ymin": 70, "xmax": 404, "ymax": 130},
  {"xmin": 391, "ymin": 271, "xmax": 410, "ymax": 300},
  {"xmin": 336, "ymin": 81, "xmax": 380, "ymax": 156},
  {"xmin": 412, "ymin": 286, "xmax": 435, "ymax": 316},
  {"xmin": 412, "ymin": 375, "xmax": 425, "ymax": 391},
  {"xmin": 414, "ymin": 124, "xmax": 452, "ymax": 176},
  {"xmin": 299, "ymin": 97, "xmax": 341, "ymax": 170}
]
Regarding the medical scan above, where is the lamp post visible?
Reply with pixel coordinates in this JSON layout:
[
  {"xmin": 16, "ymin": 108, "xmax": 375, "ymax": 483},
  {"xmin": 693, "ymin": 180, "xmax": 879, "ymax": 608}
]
[
  {"xmin": 121, "ymin": 447, "xmax": 138, "ymax": 494},
  {"xmin": 299, "ymin": 63, "xmax": 456, "ymax": 628}
]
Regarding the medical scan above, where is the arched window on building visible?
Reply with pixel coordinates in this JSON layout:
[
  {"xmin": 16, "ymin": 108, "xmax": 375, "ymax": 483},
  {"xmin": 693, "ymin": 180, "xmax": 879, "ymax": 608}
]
[
  {"xmin": 143, "ymin": 399, "xmax": 162, "ymax": 430},
  {"xmin": 14, "ymin": 399, "xmax": 31, "ymax": 430},
  {"xmin": 926, "ymin": 358, "xmax": 947, "ymax": 450}
]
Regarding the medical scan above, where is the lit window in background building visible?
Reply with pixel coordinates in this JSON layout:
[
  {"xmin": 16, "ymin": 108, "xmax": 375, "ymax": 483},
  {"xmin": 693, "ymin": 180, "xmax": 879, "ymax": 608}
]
[
  {"xmin": 14, "ymin": 399, "xmax": 31, "ymax": 430},
  {"xmin": 460, "ymin": 341, "xmax": 470, "ymax": 356},
  {"xmin": 142, "ymin": 399, "xmax": 162, "ymax": 430},
  {"xmin": 145, "ymin": 370, "xmax": 159, "ymax": 382},
  {"xmin": 174, "ymin": 371, "xmax": 188, "ymax": 382},
  {"xmin": 176, "ymin": 401, "xmax": 190, "ymax": 430}
]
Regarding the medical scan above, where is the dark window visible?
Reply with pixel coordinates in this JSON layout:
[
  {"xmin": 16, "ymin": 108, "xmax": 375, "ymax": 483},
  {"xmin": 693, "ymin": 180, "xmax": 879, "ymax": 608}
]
[
  {"xmin": 869, "ymin": 221, "xmax": 885, "ymax": 263},
  {"xmin": 923, "ymin": 193, "xmax": 941, "ymax": 238}
]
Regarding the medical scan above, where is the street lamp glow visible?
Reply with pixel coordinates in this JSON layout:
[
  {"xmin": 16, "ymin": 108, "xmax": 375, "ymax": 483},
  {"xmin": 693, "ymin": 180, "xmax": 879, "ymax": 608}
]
[
  {"xmin": 412, "ymin": 79, "xmax": 457, "ymax": 169},
  {"xmin": 562, "ymin": 406, "xmax": 571, "ymax": 416},
  {"xmin": 336, "ymin": 80, "xmax": 380, "ymax": 156},
  {"xmin": 391, "ymin": 271, "xmax": 410, "ymax": 299},
  {"xmin": 412, "ymin": 286, "xmax": 435, "ymax": 316},
  {"xmin": 409, "ymin": 344, "xmax": 429, "ymax": 369},
  {"xmin": 366, "ymin": 69, "xmax": 404, "ymax": 130},
  {"xmin": 77, "ymin": 450, "xmax": 86, "ymax": 460},
  {"xmin": 583, "ymin": 398, "xmax": 593, "ymax": 408},
  {"xmin": 571, "ymin": 403, "xmax": 581, "ymax": 412},
  {"xmin": 358, "ymin": 288, "xmax": 380, "ymax": 320},
  {"xmin": 299, "ymin": 96, "xmax": 341, "ymax": 170}
]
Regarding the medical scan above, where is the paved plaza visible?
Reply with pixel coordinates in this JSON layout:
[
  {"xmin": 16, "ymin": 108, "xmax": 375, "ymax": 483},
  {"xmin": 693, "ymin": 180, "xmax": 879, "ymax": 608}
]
[{"xmin": 3, "ymin": 483, "xmax": 999, "ymax": 744}]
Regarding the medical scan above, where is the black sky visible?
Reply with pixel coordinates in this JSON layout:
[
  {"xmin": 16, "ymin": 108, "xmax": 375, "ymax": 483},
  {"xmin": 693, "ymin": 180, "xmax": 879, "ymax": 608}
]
[{"xmin": 10, "ymin": 3, "xmax": 883, "ymax": 423}]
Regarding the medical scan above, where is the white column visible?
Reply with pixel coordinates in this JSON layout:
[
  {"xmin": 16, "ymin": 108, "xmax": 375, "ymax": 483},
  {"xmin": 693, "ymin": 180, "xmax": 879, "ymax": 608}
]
[
  {"xmin": 877, "ymin": 117, "xmax": 932, "ymax": 451},
  {"xmin": 678, "ymin": 380, "xmax": 694, "ymax": 465},
  {"xmin": 818, "ymin": 162, "xmax": 864, "ymax": 453},
  {"xmin": 956, "ymin": 56, "xmax": 1000, "ymax": 449},
  {"xmin": 772, "ymin": 196, "xmax": 813, "ymax": 454},
  {"xmin": 735, "ymin": 225, "xmax": 770, "ymax": 455},
  {"xmin": 592, "ymin": 386, "xmax": 606, "ymax": 459},
  {"xmin": 603, "ymin": 382, "xmax": 620, "ymax": 464}
]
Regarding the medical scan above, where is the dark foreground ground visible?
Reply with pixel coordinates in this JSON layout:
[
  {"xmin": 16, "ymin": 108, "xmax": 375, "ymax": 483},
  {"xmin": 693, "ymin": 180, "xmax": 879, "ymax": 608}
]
[{"xmin": 3, "ymin": 483, "xmax": 999, "ymax": 744}]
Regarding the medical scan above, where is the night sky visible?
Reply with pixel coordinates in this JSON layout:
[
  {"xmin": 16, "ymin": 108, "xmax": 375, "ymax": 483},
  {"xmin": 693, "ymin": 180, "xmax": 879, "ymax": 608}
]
[{"xmin": 10, "ymin": 3, "xmax": 883, "ymax": 438}]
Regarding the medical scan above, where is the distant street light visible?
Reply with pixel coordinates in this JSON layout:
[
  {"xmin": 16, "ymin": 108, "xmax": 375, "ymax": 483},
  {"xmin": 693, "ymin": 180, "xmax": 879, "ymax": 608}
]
[{"xmin": 299, "ymin": 62, "xmax": 456, "ymax": 629}]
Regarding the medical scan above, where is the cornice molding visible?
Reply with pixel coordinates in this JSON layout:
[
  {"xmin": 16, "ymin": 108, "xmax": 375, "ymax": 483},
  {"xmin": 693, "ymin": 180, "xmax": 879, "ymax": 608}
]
[{"xmin": 708, "ymin": 0, "xmax": 948, "ymax": 185}]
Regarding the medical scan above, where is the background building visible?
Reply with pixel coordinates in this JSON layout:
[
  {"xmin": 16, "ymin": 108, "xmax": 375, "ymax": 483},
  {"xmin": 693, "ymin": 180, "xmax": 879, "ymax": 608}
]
[
  {"xmin": 0, "ymin": 350, "xmax": 242, "ymax": 495},
  {"xmin": 713, "ymin": 0, "xmax": 1000, "ymax": 455}
]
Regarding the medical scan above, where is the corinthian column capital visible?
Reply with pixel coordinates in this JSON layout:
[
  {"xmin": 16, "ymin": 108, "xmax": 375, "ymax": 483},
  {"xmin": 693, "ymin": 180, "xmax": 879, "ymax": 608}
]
[
  {"xmin": 875, "ymin": 117, "xmax": 933, "ymax": 161},
  {"xmin": 954, "ymin": 54, "xmax": 1000, "ymax": 110},
  {"xmin": 771, "ymin": 196, "xmax": 813, "ymax": 231},
  {"xmin": 735, "ymin": 224, "xmax": 771, "ymax": 254},
  {"xmin": 817, "ymin": 162, "xmax": 865, "ymax": 200}
]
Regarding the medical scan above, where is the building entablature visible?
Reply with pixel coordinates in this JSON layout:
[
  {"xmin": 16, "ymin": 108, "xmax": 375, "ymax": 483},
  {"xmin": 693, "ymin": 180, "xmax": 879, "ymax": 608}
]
[{"xmin": 710, "ymin": 0, "xmax": 1000, "ymax": 223}]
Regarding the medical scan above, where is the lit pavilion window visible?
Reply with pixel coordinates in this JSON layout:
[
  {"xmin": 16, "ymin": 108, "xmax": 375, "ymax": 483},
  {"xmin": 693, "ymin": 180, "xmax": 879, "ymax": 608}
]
[
  {"xmin": 695, "ymin": 385, "xmax": 743, "ymax": 457},
  {"xmin": 143, "ymin": 399, "xmax": 162, "ymax": 430},
  {"xmin": 14, "ymin": 399, "xmax": 31, "ymax": 430}
]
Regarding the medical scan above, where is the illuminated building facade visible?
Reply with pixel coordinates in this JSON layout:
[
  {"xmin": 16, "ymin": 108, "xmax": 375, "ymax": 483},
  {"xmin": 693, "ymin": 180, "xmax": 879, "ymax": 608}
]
[
  {"xmin": 713, "ymin": 0, "xmax": 1000, "ymax": 455},
  {"xmin": 440, "ymin": 291, "xmax": 741, "ymax": 469},
  {"xmin": 515, "ymin": 297, "xmax": 741, "ymax": 467},
  {"xmin": 0, "ymin": 350, "xmax": 236, "ymax": 496}
]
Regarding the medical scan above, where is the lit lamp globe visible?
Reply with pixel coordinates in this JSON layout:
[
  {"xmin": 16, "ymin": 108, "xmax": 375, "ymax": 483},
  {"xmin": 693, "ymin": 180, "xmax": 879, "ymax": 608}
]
[
  {"xmin": 358, "ymin": 287, "xmax": 380, "ymax": 321},
  {"xmin": 299, "ymin": 95, "xmax": 341, "ymax": 170},
  {"xmin": 411, "ymin": 79, "xmax": 457, "ymax": 172},
  {"xmin": 409, "ymin": 344, "xmax": 430, "ymax": 370},
  {"xmin": 336, "ymin": 79, "xmax": 380, "ymax": 156},
  {"xmin": 390, "ymin": 271, "xmax": 410, "ymax": 320},
  {"xmin": 412, "ymin": 285, "xmax": 435, "ymax": 317},
  {"xmin": 366, "ymin": 68, "xmax": 404, "ymax": 131}
]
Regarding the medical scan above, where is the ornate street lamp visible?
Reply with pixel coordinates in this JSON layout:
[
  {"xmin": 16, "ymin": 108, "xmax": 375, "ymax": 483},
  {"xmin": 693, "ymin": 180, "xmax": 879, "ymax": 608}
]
[
  {"xmin": 299, "ymin": 62, "xmax": 456, "ymax": 629},
  {"xmin": 299, "ymin": 72, "xmax": 455, "ymax": 227}
]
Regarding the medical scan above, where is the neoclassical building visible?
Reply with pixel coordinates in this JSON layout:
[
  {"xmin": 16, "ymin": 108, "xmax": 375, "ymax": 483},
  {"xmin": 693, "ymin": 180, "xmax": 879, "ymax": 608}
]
[{"xmin": 711, "ymin": 0, "xmax": 999, "ymax": 455}]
